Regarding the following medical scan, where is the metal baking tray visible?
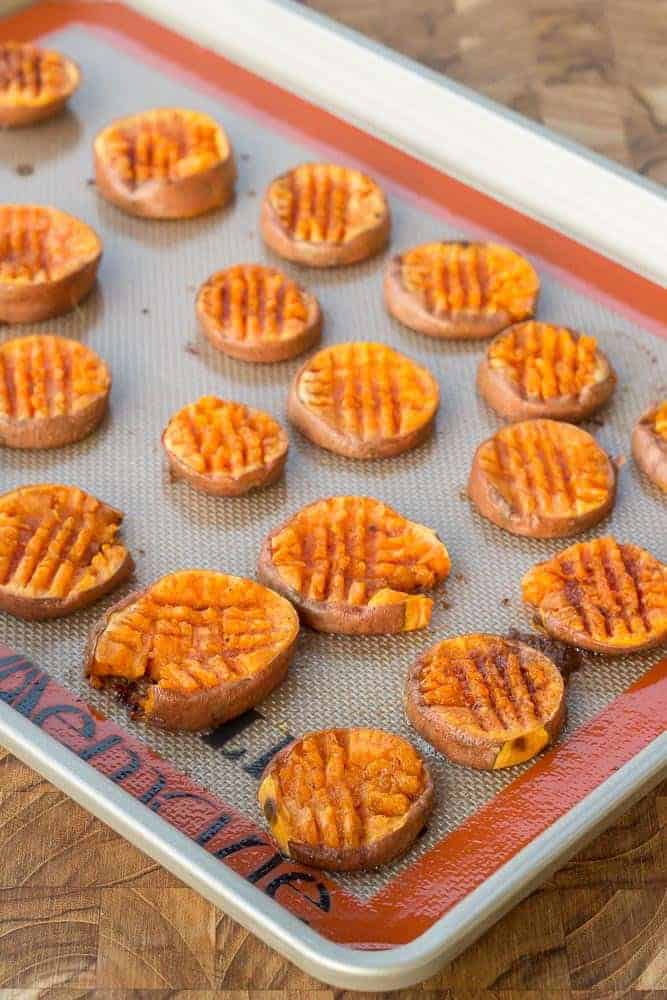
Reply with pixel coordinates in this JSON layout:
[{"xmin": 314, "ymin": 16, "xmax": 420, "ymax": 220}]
[{"xmin": 0, "ymin": 0, "xmax": 665, "ymax": 990}]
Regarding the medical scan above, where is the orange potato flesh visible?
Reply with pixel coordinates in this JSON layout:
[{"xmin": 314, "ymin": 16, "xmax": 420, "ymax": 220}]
[
  {"xmin": 0, "ymin": 484, "xmax": 128, "ymax": 604},
  {"xmin": 0, "ymin": 335, "xmax": 109, "ymax": 422},
  {"xmin": 162, "ymin": 397, "xmax": 287, "ymax": 482},
  {"xmin": 0, "ymin": 41, "xmax": 78, "ymax": 112},
  {"xmin": 487, "ymin": 322, "xmax": 608, "ymax": 401},
  {"xmin": 94, "ymin": 108, "xmax": 229, "ymax": 189},
  {"xmin": 87, "ymin": 570, "xmax": 299, "ymax": 705},
  {"xmin": 652, "ymin": 401, "xmax": 667, "ymax": 440},
  {"xmin": 268, "ymin": 496, "xmax": 450, "ymax": 623},
  {"xmin": 476, "ymin": 419, "xmax": 614, "ymax": 521},
  {"xmin": 267, "ymin": 163, "xmax": 386, "ymax": 245},
  {"xmin": 296, "ymin": 342, "xmax": 439, "ymax": 444},
  {"xmin": 418, "ymin": 634, "xmax": 563, "ymax": 766},
  {"xmin": 197, "ymin": 265, "xmax": 315, "ymax": 347},
  {"xmin": 400, "ymin": 242, "xmax": 538, "ymax": 321},
  {"xmin": 0, "ymin": 205, "xmax": 100, "ymax": 286},
  {"xmin": 522, "ymin": 537, "xmax": 667, "ymax": 652},
  {"xmin": 258, "ymin": 728, "xmax": 428, "ymax": 853}
]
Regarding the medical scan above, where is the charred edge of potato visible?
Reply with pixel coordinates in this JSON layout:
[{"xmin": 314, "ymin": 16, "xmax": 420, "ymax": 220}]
[
  {"xmin": 260, "ymin": 196, "xmax": 390, "ymax": 268},
  {"xmin": 84, "ymin": 589, "xmax": 297, "ymax": 732},
  {"xmin": 286, "ymin": 371, "xmax": 437, "ymax": 460},
  {"xmin": 257, "ymin": 739, "xmax": 434, "ymax": 871},
  {"xmin": 383, "ymin": 255, "xmax": 539, "ymax": 341},
  {"xmin": 476, "ymin": 329, "xmax": 616, "ymax": 423},
  {"xmin": 94, "ymin": 148, "xmax": 236, "ymax": 220},
  {"xmin": 404, "ymin": 641, "xmax": 566, "ymax": 770}
]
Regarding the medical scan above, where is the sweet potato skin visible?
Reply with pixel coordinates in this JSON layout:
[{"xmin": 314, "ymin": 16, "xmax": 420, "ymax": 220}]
[
  {"xmin": 0, "ymin": 253, "xmax": 100, "ymax": 324},
  {"xmin": 260, "ymin": 196, "xmax": 390, "ymax": 268},
  {"xmin": 258, "ymin": 737, "xmax": 434, "ymax": 871},
  {"xmin": 94, "ymin": 147, "xmax": 236, "ymax": 220},
  {"xmin": 84, "ymin": 587, "xmax": 298, "ymax": 732},
  {"xmin": 287, "ymin": 366, "xmax": 437, "ymax": 460},
  {"xmin": 632, "ymin": 404, "xmax": 667, "ymax": 492},
  {"xmin": 404, "ymin": 639, "xmax": 566, "ymax": 770},
  {"xmin": 383, "ymin": 255, "xmax": 539, "ymax": 340},
  {"xmin": 477, "ymin": 327, "xmax": 616, "ymax": 423},
  {"xmin": 467, "ymin": 430, "xmax": 617, "ymax": 539}
]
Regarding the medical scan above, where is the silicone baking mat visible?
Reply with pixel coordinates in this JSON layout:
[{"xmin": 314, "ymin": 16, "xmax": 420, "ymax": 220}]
[{"xmin": 0, "ymin": 1, "xmax": 665, "ymax": 951}]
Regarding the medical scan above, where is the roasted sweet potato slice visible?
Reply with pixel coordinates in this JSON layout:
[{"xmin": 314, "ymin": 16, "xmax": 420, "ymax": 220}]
[
  {"xmin": 94, "ymin": 108, "xmax": 236, "ymax": 219},
  {"xmin": 85, "ymin": 570, "xmax": 299, "ymax": 731},
  {"xmin": 522, "ymin": 536, "xmax": 667, "ymax": 653},
  {"xmin": 0, "ymin": 205, "xmax": 101, "ymax": 324},
  {"xmin": 632, "ymin": 400, "xmax": 667, "ymax": 492},
  {"xmin": 478, "ymin": 322, "xmax": 616, "ymax": 422},
  {"xmin": 468, "ymin": 419, "xmax": 616, "ymax": 538},
  {"xmin": 0, "ymin": 484, "xmax": 133, "ymax": 621},
  {"xmin": 288, "ymin": 341, "xmax": 439, "ymax": 459},
  {"xmin": 257, "ymin": 727, "xmax": 433, "ymax": 871},
  {"xmin": 0, "ymin": 335, "xmax": 110, "ymax": 449},
  {"xmin": 258, "ymin": 495, "xmax": 451, "ymax": 634},
  {"xmin": 261, "ymin": 162, "xmax": 390, "ymax": 267},
  {"xmin": 162, "ymin": 396, "xmax": 288, "ymax": 496},
  {"xmin": 384, "ymin": 241, "xmax": 539, "ymax": 339},
  {"xmin": 405, "ymin": 633, "xmax": 565, "ymax": 770},
  {"xmin": 196, "ymin": 264, "xmax": 322, "ymax": 363},
  {"xmin": 0, "ymin": 41, "xmax": 80, "ymax": 127}
]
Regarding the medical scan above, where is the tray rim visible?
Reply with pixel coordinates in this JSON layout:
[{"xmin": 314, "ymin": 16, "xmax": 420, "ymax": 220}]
[{"xmin": 0, "ymin": 0, "xmax": 666, "ymax": 990}]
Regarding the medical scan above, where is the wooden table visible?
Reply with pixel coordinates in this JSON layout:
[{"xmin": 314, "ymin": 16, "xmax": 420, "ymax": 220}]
[{"xmin": 1, "ymin": 1, "xmax": 665, "ymax": 995}]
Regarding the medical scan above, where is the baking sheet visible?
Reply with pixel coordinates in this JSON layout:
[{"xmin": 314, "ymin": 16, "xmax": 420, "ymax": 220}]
[{"xmin": 0, "ymin": 24, "xmax": 665, "ymax": 901}]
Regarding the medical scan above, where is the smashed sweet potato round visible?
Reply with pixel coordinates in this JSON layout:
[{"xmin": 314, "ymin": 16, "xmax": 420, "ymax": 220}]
[
  {"xmin": 257, "ymin": 727, "xmax": 433, "ymax": 871},
  {"xmin": 0, "ymin": 335, "xmax": 111, "ymax": 449},
  {"xmin": 196, "ymin": 264, "xmax": 322, "ymax": 363},
  {"xmin": 162, "ymin": 396, "xmax": 288, "ymax": 497},
  {"xmin": 85, "ymin": 570, "xmax": 299, "ymax": 731},
  {"xmin": 258, "ymin": 495, "xmax": 451, "ymax": 635},
  {"xmin": 468, "ymin": 419, "xmax": 616, "ymax": 538},
  {"xmin": 0, "ymin": 41, "xmax": 80, "ymax": 127},
  {"xmin": 384, "ymin": 241, "xmax": 539, "ymax": 339},
  {"xmin": 94, "ymin": 108, "xmax": 236, "ymax": 219},
  {"xmin": 288, "ymin": 341, "xmax": 439, "ymax": 459},
  {"xmin": 405, "ymin": 633, "xmax": 565, "ymax": 770},
  {"xmin": 478, "ymin": 322, "xmax": 616, "ymax": 422},
  {"xmin": 0, "ymin": 484, "xmax": 133, "ymax": 621},
  {"xmin": 632, "ymin": 400, "xmax": 667, "ymax": 493},
  {"xmin": 0, "ymin": 205, "xmax": 102, "ymax": 324},
  {"xmin": 261, "ymin": 162, "xmax": 390, "ymax": 267},
  {"xmin": 522, "ymin": 536, "xmax": 667, "ymax": 654}
]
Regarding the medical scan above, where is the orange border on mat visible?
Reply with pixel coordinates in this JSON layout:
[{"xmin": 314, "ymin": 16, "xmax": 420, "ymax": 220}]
[{"xmin": 2, "ymin": 0, "xmax": 666, "ymax": 950}]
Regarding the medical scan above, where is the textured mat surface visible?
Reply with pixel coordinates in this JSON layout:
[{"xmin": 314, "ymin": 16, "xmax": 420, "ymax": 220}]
[{"xmin": 0, "ymin": 25, "xmax": 665, "ymax": 899}]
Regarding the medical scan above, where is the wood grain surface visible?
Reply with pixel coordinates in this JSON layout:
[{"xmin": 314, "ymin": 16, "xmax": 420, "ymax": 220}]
[
  {"xmin": 1, "ymin": 1, "xmax": 666, "ymax": 996},
  {"xmin": 302, "ymin": 0, "xmax": 667, "ymax": 184}
]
